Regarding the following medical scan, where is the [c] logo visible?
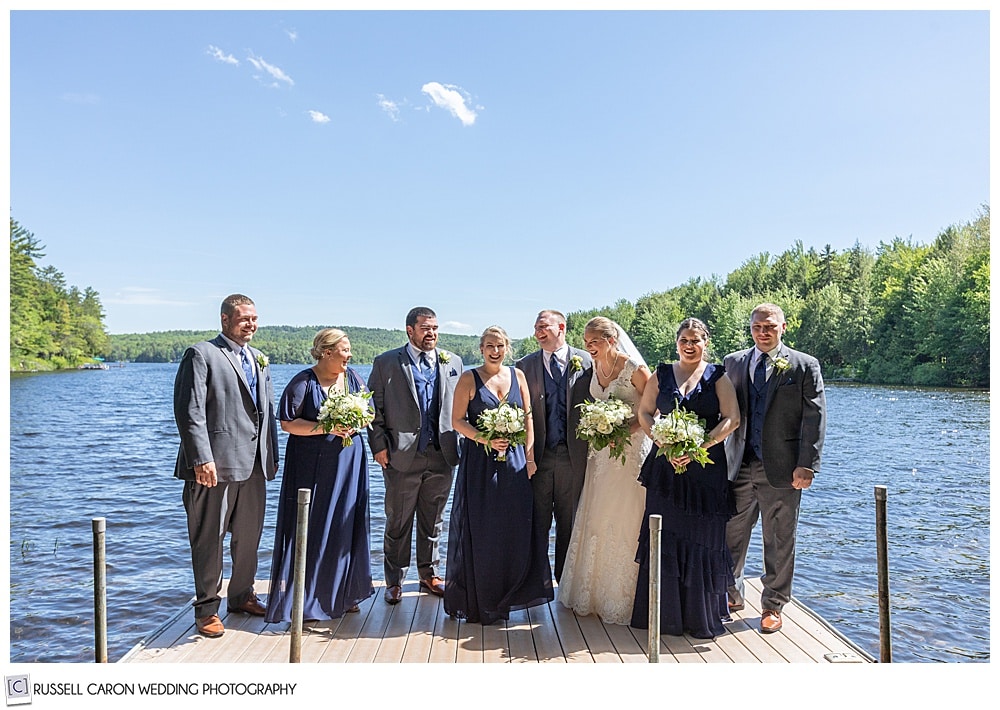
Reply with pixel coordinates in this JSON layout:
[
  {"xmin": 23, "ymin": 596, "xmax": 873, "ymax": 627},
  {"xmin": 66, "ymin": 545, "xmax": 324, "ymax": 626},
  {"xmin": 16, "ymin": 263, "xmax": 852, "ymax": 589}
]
[{"xmin": 5, "ymin": 676, "xmax": 31, "ymax": 706}]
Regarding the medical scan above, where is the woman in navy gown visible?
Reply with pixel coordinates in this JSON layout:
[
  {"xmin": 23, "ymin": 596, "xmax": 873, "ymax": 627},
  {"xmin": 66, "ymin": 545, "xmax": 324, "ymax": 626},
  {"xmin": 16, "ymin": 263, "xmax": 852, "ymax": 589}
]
[
  {"xmin": 444, "ymin": 326, "xmax": 554, "ymax": 624},
  {"xmin": 631, "ymin": 318, "xmax": 740, "ymax": 638},
  {"xmin": 265, "ymin": 328, "xmax": 374, "ymax": 623}
]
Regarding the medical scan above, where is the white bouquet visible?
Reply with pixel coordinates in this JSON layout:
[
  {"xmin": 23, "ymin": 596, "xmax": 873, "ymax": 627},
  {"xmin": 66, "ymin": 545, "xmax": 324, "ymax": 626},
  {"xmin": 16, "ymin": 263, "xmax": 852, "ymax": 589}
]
[
  {"xmin": 476, "ymin": 398, "xmax": 528, "ymax": 462},
  {"xmin": 576, "ymin": 397, "xmax": 634, "ymax": 465},
  {"xmin": 315, "ymin": 389, "xmax": 375, "ymax": 447},
  {"xmin": 649, "ymin": 400, "xmax": 713, "ymax": 474}
]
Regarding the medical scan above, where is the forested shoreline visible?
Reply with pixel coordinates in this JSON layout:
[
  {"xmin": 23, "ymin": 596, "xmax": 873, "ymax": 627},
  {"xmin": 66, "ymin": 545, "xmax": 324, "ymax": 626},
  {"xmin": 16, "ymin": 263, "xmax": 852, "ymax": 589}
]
[{"xmin": 10, "ymin": 209, "xmax": 990, "ymax": 387}]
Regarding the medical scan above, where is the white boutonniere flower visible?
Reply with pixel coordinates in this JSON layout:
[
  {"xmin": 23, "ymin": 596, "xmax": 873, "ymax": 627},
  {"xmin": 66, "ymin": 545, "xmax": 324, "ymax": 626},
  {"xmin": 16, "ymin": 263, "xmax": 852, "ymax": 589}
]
[
  {"xmin": 570, "ymin": 355, "xmax": 583, "ymax": 373},
  {"xmin": 437, "ymin": 351, "xmax": 451, "ymax": 365},
  {"xmin": 772, "ymin": 356, "xmax": 790, "ymax": 373},
  {"xmin": 256, "ymin": 353, "xmax": 269, "ymax": 369}
]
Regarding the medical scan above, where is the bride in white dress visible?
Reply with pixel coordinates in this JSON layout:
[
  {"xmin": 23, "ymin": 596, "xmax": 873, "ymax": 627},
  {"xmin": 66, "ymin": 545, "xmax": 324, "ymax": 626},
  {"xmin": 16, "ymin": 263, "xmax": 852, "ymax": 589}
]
[{"xmin": 558, "ymin": 317, "xmax": 652, "ymax": 624}]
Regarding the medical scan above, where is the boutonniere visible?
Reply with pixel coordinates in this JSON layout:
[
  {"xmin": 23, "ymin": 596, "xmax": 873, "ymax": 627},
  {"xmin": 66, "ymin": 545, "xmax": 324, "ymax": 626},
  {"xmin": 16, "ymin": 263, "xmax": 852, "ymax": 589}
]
[
  {"xmin": 437, "ymin": 351, "xmax": 451, "ymax": 365},
  {"xmin": 570, "ymin": 355, "xmax": 583, "ymax": 373},
  {"xmin": 256, "ymin": 353, "xmax": 269, "ymax": 369},
  {"xmin": 772, "ymin": 356, "xmax": 790, "ymax": 373}
]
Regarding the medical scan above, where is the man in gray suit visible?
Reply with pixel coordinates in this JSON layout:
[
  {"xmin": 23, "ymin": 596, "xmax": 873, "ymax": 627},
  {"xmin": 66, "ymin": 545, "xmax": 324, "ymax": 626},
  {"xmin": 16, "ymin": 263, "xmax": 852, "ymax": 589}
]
[
  {"xmin": 515, "ymin": 309, "xmax": 592, "ymax": 582},
  {"xmin": 173, "ymin": 294, "xmax": 279, "ymax": 638},
  {"xmin": 723, "ymin": 303, "xmax": 826, "ymax": 634},
  {"xmin": 367, "ymin": 307, "xmax": 463, "ymax": 604}
]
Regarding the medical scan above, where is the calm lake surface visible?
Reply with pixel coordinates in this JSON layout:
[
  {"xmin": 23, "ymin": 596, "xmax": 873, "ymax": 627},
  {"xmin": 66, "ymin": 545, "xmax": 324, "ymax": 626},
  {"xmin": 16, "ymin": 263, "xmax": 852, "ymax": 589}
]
[{"xmin": 7, "ymin": 363, "xmax": 990, "ymax": 663}]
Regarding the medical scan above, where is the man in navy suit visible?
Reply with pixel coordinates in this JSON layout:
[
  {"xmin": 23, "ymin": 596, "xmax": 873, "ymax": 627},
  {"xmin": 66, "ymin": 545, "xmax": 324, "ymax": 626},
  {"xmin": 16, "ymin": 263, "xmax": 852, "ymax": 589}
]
[
  {"xmin": 723, "ymin": 303, "xmax": 826, "ymax": 634},
  {"xmin": 173, "ymin": 294, "xmax": 279, "ymax": 638}
]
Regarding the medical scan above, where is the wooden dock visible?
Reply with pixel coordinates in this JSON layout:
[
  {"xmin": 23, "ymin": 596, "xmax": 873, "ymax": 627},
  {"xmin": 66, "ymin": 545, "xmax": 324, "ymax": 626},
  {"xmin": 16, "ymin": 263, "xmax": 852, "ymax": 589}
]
[{"xmin": 119, "ymin": 577, "xmax": 873, "ymax": 664}]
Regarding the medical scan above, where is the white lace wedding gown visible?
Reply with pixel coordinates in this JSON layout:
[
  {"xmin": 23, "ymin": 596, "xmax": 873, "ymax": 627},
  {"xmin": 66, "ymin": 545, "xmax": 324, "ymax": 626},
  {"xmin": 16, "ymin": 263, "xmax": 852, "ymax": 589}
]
[{"xmin": 558, "ymin": 357, "xmax": 651, "ymax": 624}]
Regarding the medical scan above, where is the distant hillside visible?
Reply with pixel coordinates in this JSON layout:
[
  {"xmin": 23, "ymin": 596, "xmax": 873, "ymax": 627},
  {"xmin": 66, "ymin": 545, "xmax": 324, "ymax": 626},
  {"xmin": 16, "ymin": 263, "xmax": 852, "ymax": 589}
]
[{"xmin": 106, "ymin": 325, "xmax": 524, "ymax": 365}]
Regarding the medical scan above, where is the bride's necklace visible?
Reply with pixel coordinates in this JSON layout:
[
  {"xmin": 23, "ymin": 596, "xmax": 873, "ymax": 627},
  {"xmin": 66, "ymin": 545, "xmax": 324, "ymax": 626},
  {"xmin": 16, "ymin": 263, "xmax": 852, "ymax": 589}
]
[{"xmin": 598, "ymin": 352, "xmax": 618, "ymax": 381}]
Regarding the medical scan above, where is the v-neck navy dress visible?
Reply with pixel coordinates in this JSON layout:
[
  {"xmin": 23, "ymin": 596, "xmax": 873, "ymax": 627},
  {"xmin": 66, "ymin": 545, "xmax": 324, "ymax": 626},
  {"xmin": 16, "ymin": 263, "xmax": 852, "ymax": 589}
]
[{"xmin": 444, "ymin": 367, "xmax": 554, "ymax": 624}]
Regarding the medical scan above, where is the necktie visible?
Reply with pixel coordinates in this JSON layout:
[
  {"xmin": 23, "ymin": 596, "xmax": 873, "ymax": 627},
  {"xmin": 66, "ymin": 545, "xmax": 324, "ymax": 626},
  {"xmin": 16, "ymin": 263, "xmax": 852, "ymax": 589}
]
[
  {"xmin": 420, "ymin": 352, "xmax": 432, "ymax": 373},
  {"xmin": 241, "ymin": 348, "xmax": 257, "ymax": 404},
  {"xmin": 753, "ymin": 353, "xmax": 768, "ymax": 393},
  {"xmin": 550, "ymin": 355, "xmax": 562, "ymax": 380}
]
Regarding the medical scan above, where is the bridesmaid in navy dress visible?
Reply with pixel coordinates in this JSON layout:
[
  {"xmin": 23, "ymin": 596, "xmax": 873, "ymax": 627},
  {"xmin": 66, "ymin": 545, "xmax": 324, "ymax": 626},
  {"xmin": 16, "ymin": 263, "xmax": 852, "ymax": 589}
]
[
  {"xmin": 444, "ymin": 326, "xmax": 554, "ymax": 624},
  {"xmin": 265, "ymin": 328, "xmax": 374, "ymax": 623},
  {"xmin": 631, "ymin": 318, "xmax": 740, "ymax": 638}
]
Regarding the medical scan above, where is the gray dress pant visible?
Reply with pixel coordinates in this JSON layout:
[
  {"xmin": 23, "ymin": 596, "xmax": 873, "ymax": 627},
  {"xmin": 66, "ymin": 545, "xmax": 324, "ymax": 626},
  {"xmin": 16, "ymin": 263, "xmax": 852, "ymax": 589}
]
[
  {"xmin": 726, "ymin": 458, "xmax": 802, "ymax": 612},
  {"xmin": 531, "ymin": 443, "xmax": 581, "ymax": 583},
  {"xmin": 183, "ymin": 472, "xmax": 266, "ymax": 618},
  {"xmin": 382, "ymin": 448, "xmax": 454, "ymax": 587}
]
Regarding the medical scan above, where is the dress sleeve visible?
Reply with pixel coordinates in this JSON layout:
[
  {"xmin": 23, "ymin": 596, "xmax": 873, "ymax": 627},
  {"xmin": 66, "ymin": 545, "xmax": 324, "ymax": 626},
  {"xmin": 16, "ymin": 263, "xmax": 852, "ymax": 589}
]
[
  {"xmin": 704, "ymin": 362, "xmax": 726, "ymax": 387},
  {"xmin": 278, "ymin": 370, "xmax": 310, "ymax": 422}
]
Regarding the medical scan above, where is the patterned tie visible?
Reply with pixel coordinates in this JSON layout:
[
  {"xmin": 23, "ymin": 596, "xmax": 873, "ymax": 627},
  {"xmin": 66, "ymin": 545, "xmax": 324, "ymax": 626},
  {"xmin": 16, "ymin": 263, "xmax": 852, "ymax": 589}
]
[
  {"xmin": 550, "ymin": 355, "xmax": 563, "ymax": 380},
  {"xmin": 241, "ymin": 348, "xmax": 258, "ymax": 404}
]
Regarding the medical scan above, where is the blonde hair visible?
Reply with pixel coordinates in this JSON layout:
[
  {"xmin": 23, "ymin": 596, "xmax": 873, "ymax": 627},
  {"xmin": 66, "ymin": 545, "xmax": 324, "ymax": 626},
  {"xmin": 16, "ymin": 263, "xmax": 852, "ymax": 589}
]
[
  {"xmin": 584, "ymin": 316, "xmax": 618, "ymax": 342},
  {"xmin": 480, "ymin": 325, "xmax": 511, "ymax": 350},
  {"xmin": 310, "ymin": 328, "xmax": 348, "ymax": 361},
  {"xmin": 750, "ymin": 303, "xmax": 786, "ymax": 324}
]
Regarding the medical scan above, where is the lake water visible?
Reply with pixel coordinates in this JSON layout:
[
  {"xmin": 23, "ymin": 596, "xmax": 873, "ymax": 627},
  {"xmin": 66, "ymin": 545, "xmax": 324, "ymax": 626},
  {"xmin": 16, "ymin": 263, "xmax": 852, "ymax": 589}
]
[{"xmin": 6, "ymin": 363, "xmax": 990, "ymax": 663}]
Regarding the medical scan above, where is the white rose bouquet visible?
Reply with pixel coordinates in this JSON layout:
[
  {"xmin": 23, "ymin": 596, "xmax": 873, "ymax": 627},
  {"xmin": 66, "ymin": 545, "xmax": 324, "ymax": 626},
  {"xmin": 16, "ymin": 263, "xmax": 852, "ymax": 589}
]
[
  {"xmin": 476, "ymin": 398, "xmax": 528, "ymax": 462},
  {"xmin": 315, "ymin": 389, "xmax": 376, "ymax": 447},
  {"xmin": 649, "ymin": 400, "xmax": 713, "ymax": 474},
  {"xmin": 576, "ymin": 397, "xmax": 634, "ymax": 465}
]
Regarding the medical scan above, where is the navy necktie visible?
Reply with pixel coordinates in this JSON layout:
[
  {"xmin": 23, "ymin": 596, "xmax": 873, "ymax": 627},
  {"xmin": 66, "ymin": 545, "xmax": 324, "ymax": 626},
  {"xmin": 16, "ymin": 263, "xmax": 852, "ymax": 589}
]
[
  {"xmin": 420, "ymin": 352, "xmax": 432, "ymax": 373},
  {"xmin": 753, "ymin": 354, "xmax": 768, "ymax": 393},
  {"xmin": 550, "ymin": 355, "xmax": 563, "ymax": 380}
]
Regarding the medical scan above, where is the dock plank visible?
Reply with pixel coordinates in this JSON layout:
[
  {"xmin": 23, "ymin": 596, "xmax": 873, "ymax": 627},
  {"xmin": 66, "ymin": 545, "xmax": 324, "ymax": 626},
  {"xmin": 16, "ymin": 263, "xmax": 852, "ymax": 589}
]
[{"xmin": 119, "ymin": 579, "xmax": 871, "ymax": 664}]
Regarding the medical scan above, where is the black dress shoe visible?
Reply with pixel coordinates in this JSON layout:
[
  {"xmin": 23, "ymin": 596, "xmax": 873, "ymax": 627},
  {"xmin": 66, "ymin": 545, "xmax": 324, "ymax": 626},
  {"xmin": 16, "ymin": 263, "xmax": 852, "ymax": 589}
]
[{"xmin": 384, "ymin": 585, "xmax": 403, "ymax": 604}]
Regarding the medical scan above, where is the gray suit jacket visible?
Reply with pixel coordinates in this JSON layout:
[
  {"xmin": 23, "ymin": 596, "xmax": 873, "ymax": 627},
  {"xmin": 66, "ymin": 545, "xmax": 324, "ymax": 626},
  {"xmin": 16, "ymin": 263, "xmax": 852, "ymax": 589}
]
[
  {"xmin": 173, "ymin": 334, "xmax": 279, "ymax": 482},
  {"xmin": 515, "ymin": 347, "xmax": 592, "ymax": 476},
  {"xmin": 367, "ymin": 346, "xmax": 464, "ymax": 470},
  {"xmin": 723, "ymin": 345, "xmax": 826, "ymax": 487}
]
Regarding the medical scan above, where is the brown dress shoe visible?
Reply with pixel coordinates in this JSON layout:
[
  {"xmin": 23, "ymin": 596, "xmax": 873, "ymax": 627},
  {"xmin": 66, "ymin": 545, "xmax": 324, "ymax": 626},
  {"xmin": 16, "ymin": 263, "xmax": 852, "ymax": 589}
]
[
  {"xmin": 196, "ymin": 614, "xmax": 225, "ymax": 638},
  {"xmin": 227, "ymin": 592, "xmax": 266, "ymax": 616},
  {"xmin": 419, "ymin": 576, "xmax": 446, "ymax": 597},
  {"xmin": 384, "ymin": 585, "xmax": 403, "ymax": 605},
  {"xmin": 346, "ymin": 604, "xmax": 360, "ymax": 613},
  {"xmin": 760, "ymin": 609, "xmax": 783, "ymax": 634},
  {"xmin": 728, "ymin": 601, "xmax": 745, "ymax": 613}
]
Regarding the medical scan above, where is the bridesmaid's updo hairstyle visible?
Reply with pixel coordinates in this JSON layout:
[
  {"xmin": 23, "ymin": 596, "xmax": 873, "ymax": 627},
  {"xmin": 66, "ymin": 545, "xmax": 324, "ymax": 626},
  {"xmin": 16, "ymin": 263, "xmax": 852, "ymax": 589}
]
[
  {"xmin": 480, "ymin": 325, "xmax": 511, "ymax": 351},
  {"xmin": 676, "ymin": 317, "xmax": 710, "ymax": 341},
  {"xmin": 311, "ymin": 328, "xmax": 348, "ymax": 361}
]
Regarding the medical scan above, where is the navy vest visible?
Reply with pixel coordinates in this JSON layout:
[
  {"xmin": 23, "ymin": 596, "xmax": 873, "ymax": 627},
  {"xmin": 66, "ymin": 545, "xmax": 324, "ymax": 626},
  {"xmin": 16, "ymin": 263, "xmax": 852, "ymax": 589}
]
[
  {"xmin": 544, "ymin": 361, "xmax": 567, "ymax": 449},
  {"xmin": 412, "ymin": 358, "xmax": 440, "ymax": 452}
]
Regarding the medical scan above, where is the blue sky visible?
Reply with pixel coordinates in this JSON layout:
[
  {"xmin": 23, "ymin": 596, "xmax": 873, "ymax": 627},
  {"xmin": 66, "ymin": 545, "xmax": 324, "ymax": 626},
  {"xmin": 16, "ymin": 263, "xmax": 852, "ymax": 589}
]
[{"xmin": 7, "ymin": 6, "xmax": 990, "ymax": 339}]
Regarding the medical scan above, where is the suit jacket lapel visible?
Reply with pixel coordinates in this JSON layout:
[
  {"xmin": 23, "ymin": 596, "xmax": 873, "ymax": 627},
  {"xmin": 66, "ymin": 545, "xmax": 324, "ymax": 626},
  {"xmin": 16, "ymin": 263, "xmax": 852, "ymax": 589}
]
[
  {"xmin": 763, "ymin": 347, "xmax": 788, "ymax": 411},
  {"xmin": 399, "ymin": 347, "xmax": 419, "ymax": 404},
  {"xmin": 738, "ymin": 349, "xmax": 753, "ymax": 412},
  {"xmin": 216, "ymin": 336, "xmax": 256, "ymax": 408}
]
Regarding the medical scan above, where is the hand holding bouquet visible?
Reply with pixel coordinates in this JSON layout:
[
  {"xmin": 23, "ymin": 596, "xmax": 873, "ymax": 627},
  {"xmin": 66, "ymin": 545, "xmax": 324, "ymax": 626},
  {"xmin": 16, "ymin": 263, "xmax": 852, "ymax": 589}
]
[
  {"xmin": 649, "ymin": 400, "xmax": 713, "ymax": 473},
  {"xmin": 477, "ymin": 398, "xmax": 528, "ymax": 462},
  {"xmin": 315, "ymin": 389, "xmax": 376, "ymax": 447},
  {"xmin": 576, "ymin": 397, "xmax": 634, "ymax": 464}
]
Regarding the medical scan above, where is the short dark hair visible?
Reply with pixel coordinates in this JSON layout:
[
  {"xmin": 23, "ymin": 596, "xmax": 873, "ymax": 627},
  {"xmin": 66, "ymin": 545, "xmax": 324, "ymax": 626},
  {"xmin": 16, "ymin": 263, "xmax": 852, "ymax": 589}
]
[
  {"xmin": 221, "ymin": 294, "xmax": 254, "ymax": 318},
  {"xmin": 406, "ymin": 306, "xmax": 437, "ymax": 328}
]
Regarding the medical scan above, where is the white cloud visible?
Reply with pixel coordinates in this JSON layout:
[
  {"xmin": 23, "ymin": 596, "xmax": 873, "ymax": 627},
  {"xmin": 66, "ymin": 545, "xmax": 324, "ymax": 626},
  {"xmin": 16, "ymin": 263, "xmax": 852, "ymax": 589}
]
[
  {"xmin": 285, "ymin": 29, "xmax": 298, "ymax": 42},
  {"xmin": 246, "ymin": 52, "xmax": 294, "ymax": 87},
  {"xmin": 308, "ymin": 110, "xmax": 331, "ymax": 124},
  {"xmin": 421, "ymin": 82, "xmax": 478, "ymax": 126},
  {"xmin": 376, "ymin": 94, "xmax": 401, "ymax": 122},
  {"xmin": 207, "ymin": 45, "xmax": 239, "ymax": 66}
]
